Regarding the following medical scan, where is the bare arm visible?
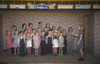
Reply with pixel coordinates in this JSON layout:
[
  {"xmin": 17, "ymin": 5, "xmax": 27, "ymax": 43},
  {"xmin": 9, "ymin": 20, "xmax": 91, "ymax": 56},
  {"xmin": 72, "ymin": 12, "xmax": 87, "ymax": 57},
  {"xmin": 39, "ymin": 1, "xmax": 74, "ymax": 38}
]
[{"xmin": 72, "ymin": 34, "xmax": 79, "ymax": 37}]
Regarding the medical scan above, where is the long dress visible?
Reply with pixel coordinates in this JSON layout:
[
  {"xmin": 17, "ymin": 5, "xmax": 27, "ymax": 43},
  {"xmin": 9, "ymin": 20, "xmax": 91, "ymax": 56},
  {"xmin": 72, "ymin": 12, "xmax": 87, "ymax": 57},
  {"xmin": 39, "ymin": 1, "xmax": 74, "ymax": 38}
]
[{"xmin": 67, "ymin": 36, "xmax": 74, "ymax": 54}]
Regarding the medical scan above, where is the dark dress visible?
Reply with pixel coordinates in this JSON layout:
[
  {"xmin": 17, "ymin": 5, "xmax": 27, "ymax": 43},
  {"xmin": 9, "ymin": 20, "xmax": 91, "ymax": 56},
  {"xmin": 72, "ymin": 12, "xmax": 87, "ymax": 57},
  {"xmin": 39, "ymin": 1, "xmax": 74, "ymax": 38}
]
[
  {"xmin": 77, "ymin": 30, "xmax": 84, "ymax": 49},
  {"xmin": 47, "ymin": 36, "xmax": 52, "ymax": 54},
  {"xmin": 31, "ymin": 35, "xmax": 34, "ymax": 55},
  {"xmin": 19, "ymin": 38, "xmax": 25, "ymax": 57},
  {"xmin": 40, "ymin": 35, "xmax": 46, "ymax": 55},
  {"xmin": 63, "ymin": 34, "xmax": 67, "ymax": 54}
]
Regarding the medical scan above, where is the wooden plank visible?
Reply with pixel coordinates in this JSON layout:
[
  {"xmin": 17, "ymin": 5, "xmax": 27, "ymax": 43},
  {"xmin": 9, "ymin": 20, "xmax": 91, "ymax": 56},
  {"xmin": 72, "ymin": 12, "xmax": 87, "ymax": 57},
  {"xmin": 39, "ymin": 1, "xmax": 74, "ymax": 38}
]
[{"xmin": 1, "ymin": 0, "xmax": 99, "ymax": 2}]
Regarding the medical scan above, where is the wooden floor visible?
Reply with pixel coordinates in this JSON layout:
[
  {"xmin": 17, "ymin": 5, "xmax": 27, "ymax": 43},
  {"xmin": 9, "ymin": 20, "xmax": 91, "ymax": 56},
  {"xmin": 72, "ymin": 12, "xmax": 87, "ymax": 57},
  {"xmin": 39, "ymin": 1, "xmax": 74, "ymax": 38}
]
[{"xmin": 0, "ymin": 50, "xmax": 100, "ymax": 64}]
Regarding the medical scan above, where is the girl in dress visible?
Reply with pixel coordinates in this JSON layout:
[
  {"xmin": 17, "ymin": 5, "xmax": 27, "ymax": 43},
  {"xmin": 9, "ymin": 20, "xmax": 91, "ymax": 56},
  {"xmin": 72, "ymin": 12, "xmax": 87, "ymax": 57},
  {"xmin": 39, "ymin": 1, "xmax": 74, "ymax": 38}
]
[
  {"xmin": 11, "ymin": 25, "xmax": 17, "ymax": 36},
  {"xmin": 67, "ymin": 30, "xmax": 74, "ymax": 54},
  {"xmin": 33, "ymin": 32, "xmax": 41, "ymax": 56},
  {"xmin": 52, "ymin": 32, "xmax": 59, "ymax": 56},
  {"xmin": 46, "ymin": 30, "xmax": 53, "ymax": 54},
  {"xmin": 26, "ymin": 32, "xmax": 32, "ymax": 56},
  {"xmin": 58, "ymin": 32, "xmax": 64, "ymax": 56},
  {"xmin": 20, "ymin": 23, "xmax": 27, "ymax": 34},
  {"xmin": 18, "ymin": 32, "xmax": 25, "ymax": 57},
  {"xmin": 40, "ymin": 31, "xmax": 46, "ymax": 56},
  {"xmin": 73, "ymin": 25, "xmax": 84, "ymax": 61},
  {"xmin": 27, "ymin": 23, "xmax": 33, "ymax": 34},
  {"xmin": 46, "ymin": 23, "xmax": 51, "ymax": 30},
  {"xmin": 13, "ymin": 30, "xmax": 19, "ymax": 55},
  {"xmin": 5, "ymin": 30, "xmax": 13, "ymax": 56}
]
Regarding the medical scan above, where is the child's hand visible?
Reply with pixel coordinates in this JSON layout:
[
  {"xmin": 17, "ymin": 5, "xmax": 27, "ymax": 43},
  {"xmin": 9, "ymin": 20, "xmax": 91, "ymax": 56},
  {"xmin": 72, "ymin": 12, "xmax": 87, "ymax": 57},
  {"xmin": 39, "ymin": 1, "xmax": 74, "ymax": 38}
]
[{"xmin": 77, "ymin": 42, "xmax": 80, "ymax": 45}]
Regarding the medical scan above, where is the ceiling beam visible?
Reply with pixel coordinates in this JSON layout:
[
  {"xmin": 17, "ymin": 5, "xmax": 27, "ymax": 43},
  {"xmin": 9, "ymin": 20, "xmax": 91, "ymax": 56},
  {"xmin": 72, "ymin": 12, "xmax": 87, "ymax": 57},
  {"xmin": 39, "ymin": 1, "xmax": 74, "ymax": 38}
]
[{"xmin": 1, "ymin": 0, "xmax": 100, "ymax": 2}]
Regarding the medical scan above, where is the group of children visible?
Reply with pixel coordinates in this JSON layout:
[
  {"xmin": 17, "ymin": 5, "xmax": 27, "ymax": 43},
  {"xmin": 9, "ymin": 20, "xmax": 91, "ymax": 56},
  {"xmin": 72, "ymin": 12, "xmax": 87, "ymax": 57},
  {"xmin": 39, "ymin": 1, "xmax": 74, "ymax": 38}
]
[{"xmin": 5, "ymin": 22, "xmax": 84, "ymax": 61}]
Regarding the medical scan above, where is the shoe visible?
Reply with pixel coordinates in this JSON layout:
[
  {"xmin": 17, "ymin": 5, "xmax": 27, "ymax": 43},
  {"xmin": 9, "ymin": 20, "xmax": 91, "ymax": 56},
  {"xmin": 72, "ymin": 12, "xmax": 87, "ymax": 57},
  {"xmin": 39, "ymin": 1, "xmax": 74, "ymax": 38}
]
[{"xmin": 78, "ymin": 58, "xmax": 84, "ymax": 61}]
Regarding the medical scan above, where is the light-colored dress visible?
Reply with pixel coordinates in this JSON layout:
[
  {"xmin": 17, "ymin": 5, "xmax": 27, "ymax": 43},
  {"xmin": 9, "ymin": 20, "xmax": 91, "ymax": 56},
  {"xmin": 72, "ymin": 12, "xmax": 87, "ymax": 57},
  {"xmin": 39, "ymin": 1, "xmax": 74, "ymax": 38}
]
[
  {"xmin": 5, "ymin": 35, "xmax": 13, "ymax": 48},
  {"xmin": 26, "ymin": 37, "xmax": 32, "ymax": 48},
  {"xmin": 13, "ymin": 35, "xmax": 19, "ymax": 47},
  {"xmin": 59, "ymin": 36, "xmax": 64, "ymax": 47},
  {"xmin": 33, "ymin": 36, "xmax": 40, "ymax": 49},
  {"xmin": 52, "ymin": 36, "xmax": 59, "ymax": 48}
]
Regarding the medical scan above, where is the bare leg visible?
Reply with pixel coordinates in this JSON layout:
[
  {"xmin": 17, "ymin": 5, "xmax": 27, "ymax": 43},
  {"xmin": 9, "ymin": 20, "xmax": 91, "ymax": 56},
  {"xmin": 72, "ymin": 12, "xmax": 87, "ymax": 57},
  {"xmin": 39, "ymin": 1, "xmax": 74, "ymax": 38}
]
[
  {"xmin": 79, "ymin": 48, "xmax": 83, "ymax": 58},
  {"xmin": 14, "ymin": 48, "xmax": 16, "ymax": 55}
]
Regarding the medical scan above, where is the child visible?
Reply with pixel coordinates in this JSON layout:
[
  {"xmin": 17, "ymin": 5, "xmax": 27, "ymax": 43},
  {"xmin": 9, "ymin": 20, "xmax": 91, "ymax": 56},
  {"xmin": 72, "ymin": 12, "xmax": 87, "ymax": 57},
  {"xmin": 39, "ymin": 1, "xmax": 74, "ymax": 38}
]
[
  {"xmin": 38, "ymin": 28, "xmax": 42, "ymax": 36},
  {"xmin": 12, "ymin": 30, "xmax": 19, "ymax": 56},
  {"xmin": 31, "ymin": 28, "xmax": 36, "ymax": 55},
  {"xmin": 46, "ymin": 23, "xmax": 51, "ymax": 30},
  {"xmin": 20, "ymin": 23, "xmax": 27, "ymax": 34},
  {"xmin": 52, "ymin": 32, "xmax": 59, "ymax": 56},
  {"xmin": 44, "ymin": 27, "xmax": 48, "ymax": 37},
  {"xmin": 11, "ymin": 25, "xmax": 17, "ymax": 36},
  {"xmin": 27, "ymin": 23, "xmax": 33, "ymax": 34},
  {"xmin": 18, "ymin": 32, "xmax": 25, "ymax": 57},
  {"xmin": 26, "ymin": 32, "xmax": 32, "ymax": 56},
  {"xmin": 58, "ymin": 32, "xmax": 64, "ymax": 56},
  {"xmin": 73, "ymin": 25, "xmax": 84, "ymax": 61},
  {"xmin": 5, "ymin": 30, "xmax": 13, "ymax": 56},
  {"xmin": 67, "ymin": 30, "xmax": 74, "ymax": 54},
  {"xmin": 23, "ymin": 30, "xmax": 27, "ymax": 55},
  {"xmin": 40, "ymin": 31, "xmax": 46, "ymax": 56},
  {"xmin": 33, "ymin": 32, "xmax": 41, "ymax": 56},
  {"xmin": 46, "ymin": 30, "xmax": 53, "ymax": 54},
  {"xmin": 62, "ymin": 29, "xmax": 67, "ymax": 54}
]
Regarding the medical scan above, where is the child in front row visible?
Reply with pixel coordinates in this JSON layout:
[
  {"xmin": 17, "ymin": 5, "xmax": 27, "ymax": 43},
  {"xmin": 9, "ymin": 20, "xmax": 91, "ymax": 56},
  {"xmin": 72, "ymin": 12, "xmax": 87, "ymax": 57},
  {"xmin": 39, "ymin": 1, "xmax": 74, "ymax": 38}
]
[
  {"xmin": 52, "ymin": 32, "xmax": 59, "ymax": 56},
  {"xmin": 5, "ymin": 30, "xmax": 13, "ymax": 56},
  {"xmin": 58, "ymin": 32, "xmax": 64, "ymax": 56},
  {"xmin": 18, "ymin": 32, "xmax": 25, "ymax": 57},
  {"xmin": 12, "ymin": 30, "xmax": 19, "ymax": 56},
  {"xmin": 26, "ymin": 32, "xmax": 32, "ymax": 56},
  {"xmin": 40, "ymin": 31, "xmax": 46, "ymax": 56},
  {"xmin": 33, "ymin": 32, "xmax": 41, "ymax": 56}
]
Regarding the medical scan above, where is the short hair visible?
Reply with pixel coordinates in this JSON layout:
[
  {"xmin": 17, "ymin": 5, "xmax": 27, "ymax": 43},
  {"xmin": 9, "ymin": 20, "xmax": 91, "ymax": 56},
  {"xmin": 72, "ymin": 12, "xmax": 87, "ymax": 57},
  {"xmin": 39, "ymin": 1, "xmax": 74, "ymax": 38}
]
[
  {"xmin": 38, "ymin": 22, "xmax": 42, "ymax": 24},
  {"xmin": 6, "ymin": 30, "xmax": 11, "ymax": 35},
  {"xmin": 22, "ymin": 23, "xmax": 26, "ymax": 28},
  {"xmin": 32, "ymin": 28, "xmax": 36, "ymax": 30},
  {"xmin": 28, "ymin": 23, "xmax": 32, "ymax": 26},
  {"xmin": 19, "ymin": 31, "xmax": 23, "ymax": 34},
  {"xmin": 12, "ymin": 25, "xmax": 16, "ymax": 28},
  {"xmin": 79, "ymin": 25, "xmax": 84, "ymax": 31}
]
